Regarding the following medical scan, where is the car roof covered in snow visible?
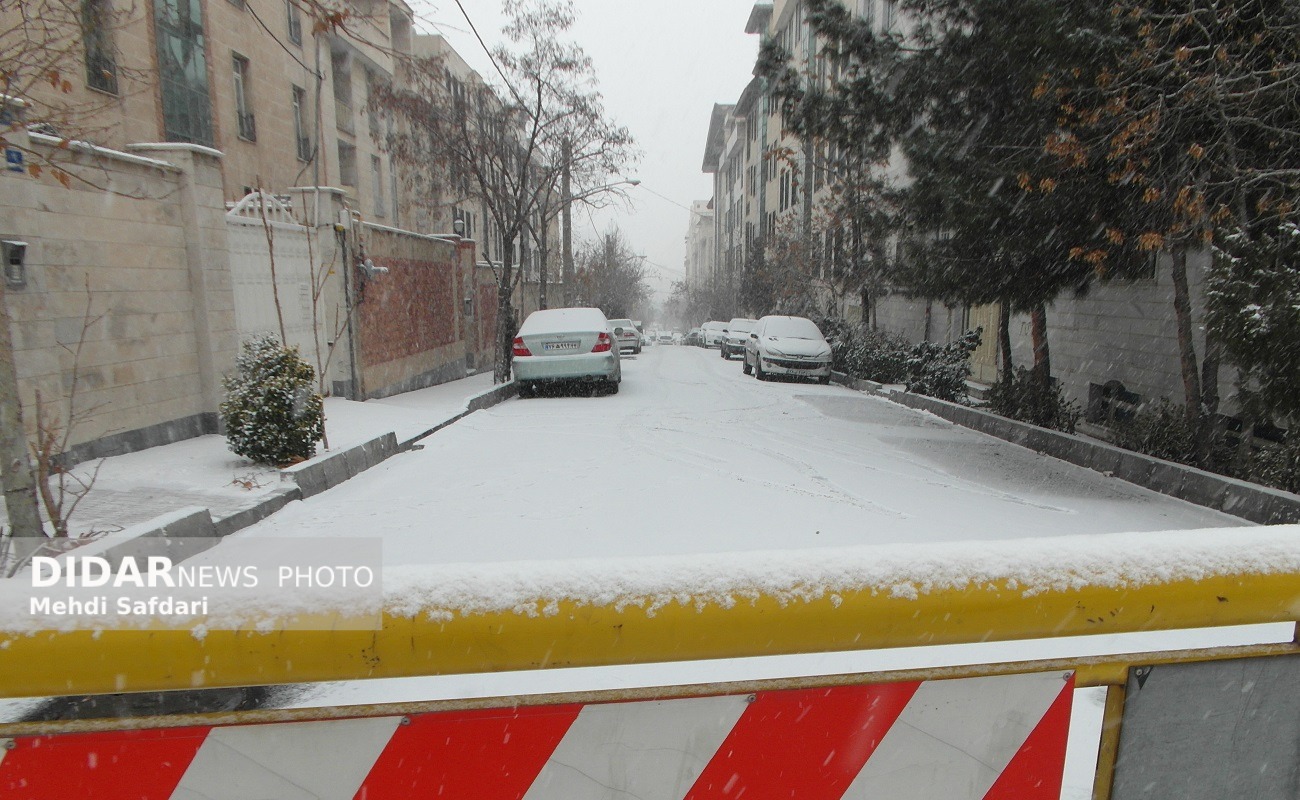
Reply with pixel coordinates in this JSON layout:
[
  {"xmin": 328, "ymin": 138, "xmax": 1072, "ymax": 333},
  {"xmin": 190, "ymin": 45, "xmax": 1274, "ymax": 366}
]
[{"xmin": 518, "ymin": 307, "xmax": 610, "ymax": 335}]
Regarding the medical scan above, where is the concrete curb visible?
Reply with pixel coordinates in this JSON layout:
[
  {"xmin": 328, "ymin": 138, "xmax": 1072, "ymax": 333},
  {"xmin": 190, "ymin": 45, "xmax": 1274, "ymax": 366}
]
[
  {"xmin": 87, "ymin": 380, "xmax": 523, "ymax": 548},
  {"xmin": 835, "ymin": 375, "xmax": 1300, "ymax": 525}
]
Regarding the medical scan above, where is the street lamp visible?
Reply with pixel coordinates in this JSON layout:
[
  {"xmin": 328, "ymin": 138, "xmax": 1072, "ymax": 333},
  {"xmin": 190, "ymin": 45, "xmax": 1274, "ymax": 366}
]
[{"xmin": 559, "ymin": 177, "xmax": 640, "ymax": 307}]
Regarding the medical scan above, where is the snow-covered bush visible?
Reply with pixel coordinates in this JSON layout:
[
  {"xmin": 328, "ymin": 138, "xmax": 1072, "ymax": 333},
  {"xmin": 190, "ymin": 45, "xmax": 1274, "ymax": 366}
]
[
  {"xmin": 220, "ymin": 335, "xmax": 324, "ymax": 467},
  {"xmin": 987, "ymin": 367, "xmax": 1081, "ymax": 433},
  {"xmin": 828, "ymin": 322, "xmax": 911, "ymax": 384},
  {"xmin": 1249, "ymin": 433, "xmax": 1300, "ymax": 494},
  {"xmin": 905, "ymin": 328, "xmax": 981, "ymax": 403}
]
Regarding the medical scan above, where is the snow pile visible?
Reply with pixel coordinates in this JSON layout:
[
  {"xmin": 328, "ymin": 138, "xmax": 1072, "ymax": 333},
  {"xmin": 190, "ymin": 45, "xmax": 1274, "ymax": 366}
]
[
  {"xmin": 1, "ymin": 525, "xmax": 1295, "ymax": 634},
  {"xmin": 382, "ymin": 525, "xmax": 1300, "ymax": 620}
]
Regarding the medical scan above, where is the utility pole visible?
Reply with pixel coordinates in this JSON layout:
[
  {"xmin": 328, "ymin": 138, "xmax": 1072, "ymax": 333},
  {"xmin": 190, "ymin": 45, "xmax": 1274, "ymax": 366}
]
[
  {"xmin": 0, "ymin": 281, "xmax": 44, "ymax": 538},
  {"xmin": 560, "ymin": 137, "xmax": 573, "ymax": 307}
]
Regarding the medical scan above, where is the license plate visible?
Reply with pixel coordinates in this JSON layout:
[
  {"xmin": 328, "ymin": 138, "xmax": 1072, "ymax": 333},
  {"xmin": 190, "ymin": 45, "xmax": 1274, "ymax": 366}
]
[{"xmin": 543, "ymin": 341, "xmax": 579, "ymax": 351}]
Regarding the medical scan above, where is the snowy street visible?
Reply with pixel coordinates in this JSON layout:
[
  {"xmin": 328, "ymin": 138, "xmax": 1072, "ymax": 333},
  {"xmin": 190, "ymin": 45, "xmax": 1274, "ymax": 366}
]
[{"xmin": 238, "ymin": 343, "xmax": 1240, "ymax": 563}]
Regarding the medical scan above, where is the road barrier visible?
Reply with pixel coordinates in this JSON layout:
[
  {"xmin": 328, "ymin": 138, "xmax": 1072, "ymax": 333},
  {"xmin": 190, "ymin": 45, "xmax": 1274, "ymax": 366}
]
[{"xmin": 0, "ymin": 527, "xmax": 1296, "ymax": 798}]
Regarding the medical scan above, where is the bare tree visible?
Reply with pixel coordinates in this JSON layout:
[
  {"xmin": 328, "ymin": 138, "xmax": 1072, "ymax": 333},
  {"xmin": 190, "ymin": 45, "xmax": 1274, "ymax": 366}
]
[{"xmin": 372, "ymin": 0, "xmax": 633, "ymax": 383}]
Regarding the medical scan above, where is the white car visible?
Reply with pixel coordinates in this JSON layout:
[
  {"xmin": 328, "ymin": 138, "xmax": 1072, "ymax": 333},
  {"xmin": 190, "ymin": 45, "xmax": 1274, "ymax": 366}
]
[
  {"xmin": 701, "ymin": 321, "xmax": 727, "ymax": 348},
  {"xmin": 742, "ymin": 315, "xmax": 833, "ymax": 384},
  {"xmin": 719, "ymin": 317, "xmax": 757, "ymax": 359},
  {"xmin": 512, "ymin": 307, "xmax": 622, "ymax": 395},
  {"xmin": 607, "ymin": 318, "xmax": 641, "ymax": 355}
]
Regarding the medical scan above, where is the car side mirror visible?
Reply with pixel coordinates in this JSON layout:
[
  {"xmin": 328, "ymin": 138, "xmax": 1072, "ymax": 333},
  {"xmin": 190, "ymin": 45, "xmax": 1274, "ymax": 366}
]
[{"xmin": 750, "ymin": 332, "xmax": 758, "ymax": 339}]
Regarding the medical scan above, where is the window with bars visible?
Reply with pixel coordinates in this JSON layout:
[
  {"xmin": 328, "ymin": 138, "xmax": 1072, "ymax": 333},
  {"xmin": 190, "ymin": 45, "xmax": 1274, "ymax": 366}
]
[
  {"xmin": 82, "ymin": 0, "xmax": 118, "ymax": 94},
  {"xmin": 155, "ymin": 0, "xmax": 213, "ymax": 146},
  {"xmin": 232, "ymin": 54, "xmax": 256, "ymax": 141}
]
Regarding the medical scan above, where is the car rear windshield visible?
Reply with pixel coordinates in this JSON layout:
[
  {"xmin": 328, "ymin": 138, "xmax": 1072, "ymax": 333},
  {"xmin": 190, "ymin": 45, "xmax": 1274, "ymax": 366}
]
[
  {"xmin": 518, "ymin": 308, "xmax": 609, "ymax": 335},
  {"xmin": 764, "ymin": 317, "xmax": 823, "ymax": 339}
]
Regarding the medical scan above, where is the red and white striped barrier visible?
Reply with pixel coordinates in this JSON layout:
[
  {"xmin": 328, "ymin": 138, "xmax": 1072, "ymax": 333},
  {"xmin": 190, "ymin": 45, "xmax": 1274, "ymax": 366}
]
[{"xmin": 0, "ymin": 671, "xmax": 1073, "ymax": 799}]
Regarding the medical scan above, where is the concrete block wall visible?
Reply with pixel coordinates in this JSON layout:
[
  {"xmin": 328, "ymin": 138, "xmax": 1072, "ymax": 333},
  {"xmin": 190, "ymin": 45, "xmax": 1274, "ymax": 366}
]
[{"xmin": 1, "ymin": 136, "xmax": 231, "ymax": 460}]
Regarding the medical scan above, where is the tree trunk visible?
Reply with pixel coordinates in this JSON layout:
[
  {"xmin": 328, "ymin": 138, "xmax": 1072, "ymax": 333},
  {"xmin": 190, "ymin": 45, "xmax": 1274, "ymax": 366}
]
[
  {"xmin": 494, "ymin": 281, "xmax": 515, "ymax": 385},
  {"xmin": 1030, "ymin": 302, "xmax": 1051, "ymax": 390},
  {"xmin": 1169, "ymin": 244, "xmax": 1203, "ymax": 433},
  {"xmin": 0, "ymin": 281, "xmax": 44, "ymax": 538},
  {"xmin": 1195, "ymin": 333, "xmax": 1223, "ymax": 465},
  {"xmin": 998, "ymin": 297, "xmax": 1013, "ymax": 387}
]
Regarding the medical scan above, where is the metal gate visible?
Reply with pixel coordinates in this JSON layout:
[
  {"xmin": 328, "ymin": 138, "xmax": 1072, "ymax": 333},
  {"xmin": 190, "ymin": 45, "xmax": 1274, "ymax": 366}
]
[{"xmin": 226, "ymin": 192, "xmax": 320, "ymax": 361}]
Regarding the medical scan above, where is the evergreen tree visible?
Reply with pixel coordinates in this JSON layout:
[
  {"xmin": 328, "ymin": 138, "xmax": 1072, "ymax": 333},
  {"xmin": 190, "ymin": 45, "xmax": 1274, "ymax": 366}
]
[{"xmin": 221, "ymin": 336, "xmax": 325, "ymax": 467}]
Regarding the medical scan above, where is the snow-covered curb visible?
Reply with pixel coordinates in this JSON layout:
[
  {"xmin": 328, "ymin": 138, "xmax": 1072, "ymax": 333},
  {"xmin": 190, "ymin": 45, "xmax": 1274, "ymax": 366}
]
[{"xmin": 831, "ymin": 372, "xmax": 1300, "ymax": 525}]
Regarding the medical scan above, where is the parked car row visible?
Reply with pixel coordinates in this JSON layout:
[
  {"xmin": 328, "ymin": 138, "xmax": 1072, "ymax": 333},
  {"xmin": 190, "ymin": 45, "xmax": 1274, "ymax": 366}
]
[{"xmin": 718, "ymin": 315, "xmax": 834, "ymax": 384}]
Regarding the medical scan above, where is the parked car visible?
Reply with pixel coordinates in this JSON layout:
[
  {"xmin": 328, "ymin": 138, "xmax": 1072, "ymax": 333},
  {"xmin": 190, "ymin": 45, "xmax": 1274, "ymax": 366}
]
[
  {"xmin": 512, "ymin": 307, "xmax": 622, "ymax": 395},
  {"xmin": 607, "ymin": 318, "xmax": 641, "ymax": 354},
  {"xmin": 742, "ymin": 315, "xmax": 833, "ymax": 384},
  {"xmin": 701, "ymin": 321, "xmax": 727, "ymax": 348},
  {"xmin": 657, "ymin": 331, "xmax": 675, "ymax": 345},
  {"xmin": 719, "ymin": 317, "xmax": 757, "ymax": 359},
  {"xmin": 685, "ymin": 328, "xmax": 704, "ymax": 346}
]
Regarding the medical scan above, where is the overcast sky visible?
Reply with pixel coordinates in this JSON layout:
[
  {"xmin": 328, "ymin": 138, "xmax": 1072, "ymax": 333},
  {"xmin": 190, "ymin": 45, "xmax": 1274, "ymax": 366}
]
[{"xmin": 410, "ymin": 1, "xmax": 762, "ymax": 300}]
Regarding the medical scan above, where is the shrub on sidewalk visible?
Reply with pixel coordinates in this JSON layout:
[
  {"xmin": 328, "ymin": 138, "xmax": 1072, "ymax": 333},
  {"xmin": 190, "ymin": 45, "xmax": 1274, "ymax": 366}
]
[
  {"xmin": 220, "ymin": 335, "xmax": 324, "ymax": 467},
  {"xmin": 905, "ymin": 328, "xmax": 982, "ymax": 403},
  {"xmin": 830, "ymin": 323, "xmax": 911, "ymax": 384},
  {"xmin": 987, "ymin": 367, "xmax": 1082, "ymax": 433}
]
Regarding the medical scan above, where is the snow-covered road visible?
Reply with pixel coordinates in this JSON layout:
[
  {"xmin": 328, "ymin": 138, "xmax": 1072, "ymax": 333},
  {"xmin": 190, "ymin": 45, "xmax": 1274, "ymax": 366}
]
[{"xmin": 237, "ymin": 343, "xmax": 1240, "ymax": 563}]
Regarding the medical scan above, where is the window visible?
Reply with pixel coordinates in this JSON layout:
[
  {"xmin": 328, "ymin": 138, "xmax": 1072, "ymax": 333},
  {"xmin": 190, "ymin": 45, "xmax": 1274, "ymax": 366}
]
[
  {"xmin": 232, "ymin": 54, "xmax": 255, "ymax": 141},
  {"xmin": 155, "ymin": 0, "xmax": 213, "ymax": 146},
  {"xmin": 337, "ymin": 141, "xmax": 357, "ymax": 186},
  {"xmin": 859, "ymin": 0, "xmax": 875, "ymax": 28},
  {"xmin": 286, "ymin": 0, "xmax": 302, "ymax": 45},
  {"xmin": 882, "ymin": 0, "xmax": 897, "ymax": 32},
  {"xmin": 292, "ymin": 85, "xmax": 311, "ymax": 161},
  {"xmin": 332, "ymin": 51, "xmax": 353, "ymax": 134},
  {"xmin": 82, "ymin": 0, "xmax": 118, "ymax": 94},
  {"xmin": 371, "ymin": 155, "xmax": 386, "ymax": 217}
]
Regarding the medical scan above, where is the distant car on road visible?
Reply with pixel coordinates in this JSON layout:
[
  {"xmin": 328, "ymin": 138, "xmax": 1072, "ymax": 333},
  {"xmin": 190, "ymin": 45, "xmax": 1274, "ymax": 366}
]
[
  {"xmin": 512, "ymin": 307, "xmax": 622, "ymax": 395},
  {"xmin": 701, "ymin": 321, "xmax": 727, "ymax": 348},
  {"xmin": 607, "ymin": 318, "xmax": 641, "ymax": 355},
  {"xmin": 742, "ymin": 315, "xmax": 833, "ymax": 384},
  {"xmin": 657, "ymin": 331, "xmax": 675, "ymax": 345},
  {"xmin": 719, "ymin": 317, "xmax": 757, "ymax": 359}
]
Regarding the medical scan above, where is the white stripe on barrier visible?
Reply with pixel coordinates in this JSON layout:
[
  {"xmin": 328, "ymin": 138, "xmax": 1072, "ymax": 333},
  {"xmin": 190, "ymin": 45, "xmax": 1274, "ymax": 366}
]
[
  {"xmin": 171, "ymin": 716, "xmax": 402, "ymax": 800},
  {"xmin": 843, "ymin": 671, "xmax": 1066, "ymax": 799},
  {"xmin": 523, "ymin": 695, "xmax": 751, "ymax": 800}
]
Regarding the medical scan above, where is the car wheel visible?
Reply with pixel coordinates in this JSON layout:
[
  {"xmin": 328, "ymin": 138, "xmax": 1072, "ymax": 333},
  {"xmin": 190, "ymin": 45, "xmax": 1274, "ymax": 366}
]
[
  {"xmin": 742, "ymin": 353, "xmax": 752, "ymax": 375},
  {"xmin": 817, "ymin": 374, "xmax": 831, "ymax": 385},
  {"xmin": 754, "ymin": 358, "xmax": 766, "ymax": 381},
  {"xmin": 720, "ymin": 346, "xmax": 729, "ymax": 360}
]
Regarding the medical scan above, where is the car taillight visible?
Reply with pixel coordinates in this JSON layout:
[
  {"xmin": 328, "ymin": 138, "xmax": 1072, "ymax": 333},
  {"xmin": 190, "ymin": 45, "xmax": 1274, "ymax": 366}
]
[
  {"xmin": 592, "ymin": 332, "xmax": 612, "ymax": 353},
  {"xmin": 512, "ymin": 336, "xmax": 532, "ymax": 357}
]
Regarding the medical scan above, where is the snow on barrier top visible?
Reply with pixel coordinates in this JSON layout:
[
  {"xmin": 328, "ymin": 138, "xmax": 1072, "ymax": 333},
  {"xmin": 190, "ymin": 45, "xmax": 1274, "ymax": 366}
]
[{"xmin": 0, "ymin": 526, "xmax": 1296, "ymax": 698}]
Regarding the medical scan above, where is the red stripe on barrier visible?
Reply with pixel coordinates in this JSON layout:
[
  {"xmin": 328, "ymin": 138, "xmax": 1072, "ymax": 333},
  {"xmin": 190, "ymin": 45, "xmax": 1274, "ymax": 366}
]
[
  {"xmin": 684, "ymin": 682, "xmax": 921, "ymax": 799},
  {"xmin": 982, "ymin": 674, "xmax": 1075, "ymax": 800},
  {"xmin": 0, "ymin": 726, "xmax": 209, "ymax": 800},
  {"xmin": 353, "ymin": 704, "xmax": 581, "ymax": 799}
]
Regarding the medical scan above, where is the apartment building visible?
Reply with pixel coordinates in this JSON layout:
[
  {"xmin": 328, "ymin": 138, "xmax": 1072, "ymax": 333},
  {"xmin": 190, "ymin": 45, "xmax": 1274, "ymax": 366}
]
[
  {"xmin": 701, "ymin": 0, "xmax": 1236, "ymax": 421},
  {"xmin": 683, "ymin": 200, "xmax": 715, "ymax": 289}
]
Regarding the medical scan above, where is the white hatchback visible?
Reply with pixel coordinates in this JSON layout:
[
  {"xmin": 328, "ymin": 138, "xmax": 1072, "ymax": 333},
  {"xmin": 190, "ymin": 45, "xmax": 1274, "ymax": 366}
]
[{"xmin": 742, "ymin": 315, "xmax": 833, "ymax": 384}]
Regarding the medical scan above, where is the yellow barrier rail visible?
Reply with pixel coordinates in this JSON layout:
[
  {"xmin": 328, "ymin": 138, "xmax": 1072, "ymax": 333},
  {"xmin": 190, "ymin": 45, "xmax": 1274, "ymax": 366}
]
[{"xmin": 2, "ymin": 569, "xmax": 1296, "ymax": 698}]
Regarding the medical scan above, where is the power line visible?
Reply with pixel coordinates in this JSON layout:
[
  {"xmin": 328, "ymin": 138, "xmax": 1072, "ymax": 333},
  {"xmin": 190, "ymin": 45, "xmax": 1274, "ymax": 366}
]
[
  {"xmin": 449, "ymin": 0, "xmax": 533, "ymax": 119},
  {"xmin": 635, "ymin": 183, "xmax": 693, "ymax": 212}
]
